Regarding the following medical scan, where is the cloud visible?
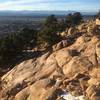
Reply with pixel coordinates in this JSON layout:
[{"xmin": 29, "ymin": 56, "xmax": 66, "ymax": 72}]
[
  {"xmin": 0, "ymin": 0, "xmax": 55, "ymax": 10},
  {"xmin": 0, "ymin": 0, "xmax": 63, "ymax": 10},
  {"xmin": 0, "ymin": 0, "xmax": 99, "ymax": 11}
]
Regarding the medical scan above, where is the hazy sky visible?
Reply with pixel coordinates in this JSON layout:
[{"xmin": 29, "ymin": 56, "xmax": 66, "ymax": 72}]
[{"xmin": 0, "ymin": 0, "xmax": 100, "ymax": 11}]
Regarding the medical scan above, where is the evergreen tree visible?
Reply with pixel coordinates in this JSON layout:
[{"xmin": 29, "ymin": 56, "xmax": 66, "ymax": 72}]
[
  {"xmin": 73, "ymin": 12, "xmax": 83, "ymax": 25},
  {"xmin": 65, "ymin": 12, "xmax": 83, "ymax": 27},
  {"xmin": 38, "ymin": 15, "xmax": 62, "ymax": 46},
  {"xmin": 97, "ymin": 10, "xmax": 100, "ymax": 19},
  {"xmin": 66, "ymin": 13, "xmax": 73, "ymax": 27},
  {"xmin": 45, "ymin": 15, "xmax": 58, "ymax": 27}
]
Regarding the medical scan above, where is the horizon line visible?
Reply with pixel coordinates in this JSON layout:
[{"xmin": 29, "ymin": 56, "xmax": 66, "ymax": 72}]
[{"xmin": 0, "ymin": 10, "xmax": 98, "ymax": 12}]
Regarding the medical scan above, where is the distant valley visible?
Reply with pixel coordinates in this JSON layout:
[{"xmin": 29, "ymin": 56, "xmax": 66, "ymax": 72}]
[{"xmin": 0, "ymin": 11, "xmax": 97, "ymax": 35}]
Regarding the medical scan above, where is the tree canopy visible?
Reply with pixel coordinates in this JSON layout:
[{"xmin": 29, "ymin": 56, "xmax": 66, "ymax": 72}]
[
  {"xmin": 65, "ymin": 12, "xmax": 83, "ymax": 27},
  {"xmin": 97, "ymin": 10, "xmax": 100, "ymax": 19}
]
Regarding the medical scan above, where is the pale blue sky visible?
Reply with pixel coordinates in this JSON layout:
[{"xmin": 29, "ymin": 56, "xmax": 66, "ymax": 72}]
[{"xmin": 0, "ymin": 0, "xmax": 100, "ymax": 11}]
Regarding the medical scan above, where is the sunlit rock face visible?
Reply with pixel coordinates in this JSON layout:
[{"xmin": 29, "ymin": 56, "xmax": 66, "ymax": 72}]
[
  {"xmin": 96, "ymin": 18, "xmax": 100, "ymax": 25},
  {"xmin": 0, "ymin": 21, "xmax": 100, "ymax": 100}
]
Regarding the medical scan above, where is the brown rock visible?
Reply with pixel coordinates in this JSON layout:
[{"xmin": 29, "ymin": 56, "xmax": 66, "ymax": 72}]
[
  {"xmin": 96, "ymin": 42, "xmax": 100, "ymax": 58},
  {"xmin": 14, "ymin": 87, "xmax": 29, "ymax": 100},
  {"xmin": 52, "ymin": 40, "xmax": 69, "ymax": 51},
  {"xmin": 86, "ymin": 85, "xmax": 100, "ymax": 100},
  {"xmin": 1, "ymin": 22, "xmax": 100, "ymax": 100},
  {"xmin": 63, "ymin": 57, "xmax": 92, "ymax": 77},
  {"xmin": 88, "ymin": 68, "xmax": 100, "ymax": 86},
  {"xmin": 96, "ymin": 19, "xmax": 100, "ymax": 25},
  {"xmin": 68, "ymin": 27, "xmax": 78, "ymax": 36}
]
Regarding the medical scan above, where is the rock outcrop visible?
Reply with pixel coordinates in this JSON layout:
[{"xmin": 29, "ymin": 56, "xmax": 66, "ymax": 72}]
[
  {"xmin": 0, "ymin": 21, "xmax": 100, "ymax": 100},
  {"xmin": 96, "ymin": 18, "xmax": 100, "ymax": 25}
]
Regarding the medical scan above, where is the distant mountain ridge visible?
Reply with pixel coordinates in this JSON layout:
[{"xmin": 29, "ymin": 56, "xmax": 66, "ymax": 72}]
[{"xmin": 0, "ymin": 10, "xmax": 97, "ymax": 16}]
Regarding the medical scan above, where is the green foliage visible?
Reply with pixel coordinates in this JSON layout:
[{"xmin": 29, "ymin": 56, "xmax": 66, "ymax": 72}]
[
  {"xmin": 18, "ymin": 28, "xmax": 37, "ymax": 49},
  {"xmin": 44, "ymin": 15, "xmax": 58, "ymax": 27},
  {"xmin": 58, "ymin": 19, "xmax": 67, "ymax": 32},
  {"xmin": 0, "ymin": 35, "xmax": 20, "ymax": 66},
  {"xmin": 66, "ymin": 13, "xmax": 73, "ymax": 27},
  {"xmin": 38, "ymin": 15, "xmax": 62, "ymax": 46},
  {"xmin": 97, "ymin": 10, "xmax": 100, "ymax": 19},
  {"xmin": 73, "ymin": 12, "xmax": 83, "ymax": 25},
  {"xmin": 38, "ymin": 13, "xmax": 83, "ymax": 46},
  {"xmin": 0, "ymin": 28, "xmax": 37, "ymax": 67},
  {"xmin": 65, "ymin": 12, "xmax": 83, "ymax": 27},
  {"xmin": 39, "ymin": 26, "xmax": 61, "ymax": 46}
]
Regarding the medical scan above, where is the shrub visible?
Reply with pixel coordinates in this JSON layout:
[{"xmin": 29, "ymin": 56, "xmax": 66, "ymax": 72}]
[
  {"xmin": 38, "ymin": 15, "xmax": 62, "ymax": 46},
  {"xmin": 17, "ymin": 28, "xmax": 37, "ymax": 49},
  {"xmin": 65, "ymin": 12, "xmax": 83, "ymax": 27},
  {"xmin": 66, "ymin": 13, "xmax": 73, "ymax": 27},
  {"xmin": 97, "ymin": 10, "xmax": 100, "ymax": 19},
  {"xmin": 0, "ymin": 28, "xmax": 37, "ymax": 67},
  {"xmin": 38, "ymin": 27, "xmax": 61, "ymax": 46},
  {"xmin": 73, "ymin": 12, "xmax": 83, "ymax": 25},
  {"xmin": 44, "ymin": 15, "xmax": 58, "ymax": 27}
]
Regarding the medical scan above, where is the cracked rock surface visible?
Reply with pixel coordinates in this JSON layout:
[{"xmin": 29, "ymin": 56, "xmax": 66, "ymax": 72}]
[{"xmin": 0, "ymin": 21, "xmax": 100, "ymax": 100}]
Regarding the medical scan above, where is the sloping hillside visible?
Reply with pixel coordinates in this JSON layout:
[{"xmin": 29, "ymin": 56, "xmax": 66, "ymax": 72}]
[{"xmin": 0, "ymin": 21, "xmax": 100, "ymax": 100}]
